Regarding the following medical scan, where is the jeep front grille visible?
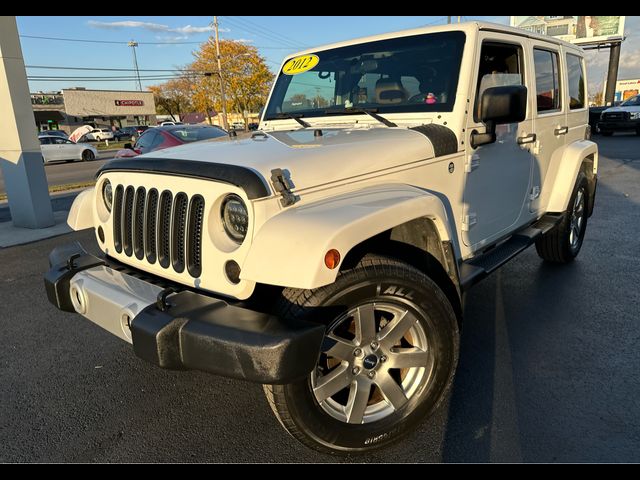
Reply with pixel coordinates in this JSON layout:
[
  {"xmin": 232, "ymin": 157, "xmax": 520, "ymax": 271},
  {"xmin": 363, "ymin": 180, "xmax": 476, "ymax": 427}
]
[{"xmin": 112, "ymin": 185, "xmax": 204, "ymax": 278}]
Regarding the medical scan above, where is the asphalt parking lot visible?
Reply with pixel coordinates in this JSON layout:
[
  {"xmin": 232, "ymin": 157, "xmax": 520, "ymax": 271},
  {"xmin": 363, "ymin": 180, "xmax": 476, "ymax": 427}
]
[{"xmin": 0, "ymin": 134, "xmax": 639, "ymax": 462}]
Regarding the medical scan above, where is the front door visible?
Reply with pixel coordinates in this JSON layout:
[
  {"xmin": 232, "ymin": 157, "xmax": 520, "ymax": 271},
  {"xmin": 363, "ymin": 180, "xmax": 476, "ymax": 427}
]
[{"xmin": 463, "ymin": 35, "xmax": 534, "ymax": 250}]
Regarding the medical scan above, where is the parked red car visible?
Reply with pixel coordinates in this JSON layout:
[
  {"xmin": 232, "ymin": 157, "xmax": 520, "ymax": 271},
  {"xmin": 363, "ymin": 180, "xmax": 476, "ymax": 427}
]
[{"xmin": 114, "ymin": 124, "xmax": 228, "ymax": 158}]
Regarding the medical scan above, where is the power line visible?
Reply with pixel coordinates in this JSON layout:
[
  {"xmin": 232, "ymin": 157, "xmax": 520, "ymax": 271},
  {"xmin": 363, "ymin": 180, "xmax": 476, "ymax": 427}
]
[
  {"xmin": 221, "ymin": 17, "xmax": 304, "ymax": 50},
  {"xmin": 26, "ymin": 65, "xmax": 201, "ymax": 72},
  {"xmin": 19, "ymin": 33, "xmax": 294, "ymax": 48},
  {"xmin": 228, "ymin": 17, "xmax": 305, "ymax": 48}
]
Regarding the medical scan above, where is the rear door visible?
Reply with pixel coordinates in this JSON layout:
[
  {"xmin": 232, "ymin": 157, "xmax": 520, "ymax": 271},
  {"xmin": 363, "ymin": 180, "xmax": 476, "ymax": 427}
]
[{"xmin": 529, "ymin": 43, "xmax": 566, "ymax": 214}]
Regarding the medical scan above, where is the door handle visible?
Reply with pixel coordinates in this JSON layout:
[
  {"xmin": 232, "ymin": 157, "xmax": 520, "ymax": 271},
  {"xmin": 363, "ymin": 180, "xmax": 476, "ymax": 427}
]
[
  {"xmin": 554, "ymin": 126, "xmax": 569, "ymax": 135},
  {"xmin": 517, "ymin": 133, "xmax": 537, "ymax": 145}
]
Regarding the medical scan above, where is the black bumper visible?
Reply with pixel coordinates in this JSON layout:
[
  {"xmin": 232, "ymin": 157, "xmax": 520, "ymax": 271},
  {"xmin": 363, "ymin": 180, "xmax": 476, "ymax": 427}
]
[
  {"xmin": 598, "ymin": 119, "xmax": 640, "ymax": 131},
  {"xmin": 44, "ymin": 243, "xmax": 325, "ymax": 384}
]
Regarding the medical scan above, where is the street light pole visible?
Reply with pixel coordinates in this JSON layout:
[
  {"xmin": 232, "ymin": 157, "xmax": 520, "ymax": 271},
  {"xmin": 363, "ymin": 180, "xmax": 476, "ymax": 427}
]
[
  {"xmin": 213, "ymin": 16, "xmax": 229, "ymax": 131},
  {"xmin": 128, "ymin": 41, "xmax": 142, "ymax": 91}
]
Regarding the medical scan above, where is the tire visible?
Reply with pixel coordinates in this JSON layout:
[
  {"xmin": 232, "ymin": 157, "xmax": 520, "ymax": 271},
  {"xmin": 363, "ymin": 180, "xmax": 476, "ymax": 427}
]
[
  {"xmin": 263, "ymin": 254, "xmax": 459, "ymax": 455},
  {"xmin": 82, "ymin": 150, "xmax": 95, "ymax": 162},
  {"xmin": 601, "ymin": 131, "xmax": 613, "ymax": 136},
  {"xmin": 535, "ymin": 171, "xmax": 589, "ymax": 263}
]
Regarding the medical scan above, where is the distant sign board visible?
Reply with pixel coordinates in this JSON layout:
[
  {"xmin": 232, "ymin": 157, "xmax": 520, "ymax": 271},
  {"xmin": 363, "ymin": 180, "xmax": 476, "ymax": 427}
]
[
  {"xmin": 510, "ymin": 16, "xmax": 625, "ymax": 45},
  {"xmin": 615, "ymin": 79, "xmax": 640, "ymax": 102},
  {"xmin": 115, "ymin": 99, "xmax": 144, "ymax": 106}
]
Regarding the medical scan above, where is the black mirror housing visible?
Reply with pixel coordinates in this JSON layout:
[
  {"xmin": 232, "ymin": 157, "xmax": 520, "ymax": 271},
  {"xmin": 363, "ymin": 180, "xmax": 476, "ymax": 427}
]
[
  {"xmin": 480, "ymin": 85, "xmax": 527, "ymax": 125},
  {"xmin": 472, "ymin": 85, "xmax": 527, "ymax": 148}
]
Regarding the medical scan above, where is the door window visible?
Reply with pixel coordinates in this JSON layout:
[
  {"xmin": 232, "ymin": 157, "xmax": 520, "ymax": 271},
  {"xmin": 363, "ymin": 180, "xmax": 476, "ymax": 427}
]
[
  {"xmin": 566, "ymin": 54, "xmax": 585, "ymax": 109},
  {"xmin": 533, "ymin": 49, "xmax": 561, "ymax": 112},
  {"xmin": 135, "ymin": 130, "xmax": 157, "ymax": 151},
  {"xmin": 474, "ymin": 42, "xmax": 524, "ymax": 121}
]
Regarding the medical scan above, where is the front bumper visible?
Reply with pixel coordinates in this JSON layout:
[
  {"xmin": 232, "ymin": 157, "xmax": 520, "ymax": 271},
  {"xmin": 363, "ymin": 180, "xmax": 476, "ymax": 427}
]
[
  {"xmin": 597, "ymin": 119, "xmax": 640, "ymax": 131},
  {"xmin": 44, "ymin": 242, "xmax": 324, "ymax": 384}
]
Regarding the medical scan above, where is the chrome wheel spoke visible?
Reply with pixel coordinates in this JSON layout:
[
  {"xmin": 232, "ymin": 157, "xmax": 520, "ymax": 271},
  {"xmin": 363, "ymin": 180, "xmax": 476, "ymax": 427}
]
[
  {"xmin": 389, "ymin": 347, "xmax": 430, "ymax": 369},
  {"xmin": 376, "ymin": 373, "xmax": 408, "ymax": 410},
  {"xmin": 354, "ymin": 303, "xmax": 376, "ymax": 345},
  {"xmin": 324, "ymin": 334, "xmax": 355, "ymax": 361},
  {"xmin": 313, "ymin": 364, "xmax": 350, "ymax": 402},
  {"xmin": 345, "ymin": 379, "xmax": 371, "ymax": 424},
  {"xmin": 378, "ymin": 309, "xmax": 416, "ymax": 347}
]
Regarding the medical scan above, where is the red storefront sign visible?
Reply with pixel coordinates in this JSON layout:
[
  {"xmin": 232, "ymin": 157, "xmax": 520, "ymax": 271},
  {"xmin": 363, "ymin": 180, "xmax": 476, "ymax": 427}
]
[{"xmin": 115, "ymin": 100, "xmax": 144, "ymax": 106}]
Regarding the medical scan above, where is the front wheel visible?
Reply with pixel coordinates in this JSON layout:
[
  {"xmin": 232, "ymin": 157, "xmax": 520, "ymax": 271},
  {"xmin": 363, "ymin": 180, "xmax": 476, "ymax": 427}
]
[
  {"xmin": 81, "ymin": 150, "xmax": 95, "ymax": 162},
  {"xmin": 264, "ymin": 255, "xmax": 459, "ymax": 454}
]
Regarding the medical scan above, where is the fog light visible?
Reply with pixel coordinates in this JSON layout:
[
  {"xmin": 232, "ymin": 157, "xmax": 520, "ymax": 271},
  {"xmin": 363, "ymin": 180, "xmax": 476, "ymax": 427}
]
[
  {"xmin": 97, "ymin": 226, "xmax": 105, "ymax": 243},
  {"xmin": 225, "ymin": 260, "xmax": 241, "ymax": 284}
]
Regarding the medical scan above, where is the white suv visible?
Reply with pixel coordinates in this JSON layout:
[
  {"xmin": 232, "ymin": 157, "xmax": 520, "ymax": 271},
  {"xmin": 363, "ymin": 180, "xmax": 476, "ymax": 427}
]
[{"xmin": 45, "ymin": 22, "xmax": 597, "ymax": 455}]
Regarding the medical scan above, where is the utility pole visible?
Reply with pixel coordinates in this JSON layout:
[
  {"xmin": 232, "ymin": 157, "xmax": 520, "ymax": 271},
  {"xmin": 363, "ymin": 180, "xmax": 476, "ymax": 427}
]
[
  {"xmin": 128, "ymin": 41, "xmax": 142, "ymax": 91},
  {"xmin": 213, "ymin": 16, "xmax": 229, "ymax": 131},
  {"xmin": 447, "ymin": 16, "xmax": 452, "ymax": 24},
  {"xmin": 457, "ymin": 16, "xmax": 461, "ymax": 23}
]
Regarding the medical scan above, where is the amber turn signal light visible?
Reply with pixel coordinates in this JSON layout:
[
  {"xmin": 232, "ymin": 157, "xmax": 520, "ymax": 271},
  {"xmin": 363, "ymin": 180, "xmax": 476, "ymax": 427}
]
[{"xmin": 324, "ymin": 249, "xmax": 341, "ymax": 269}]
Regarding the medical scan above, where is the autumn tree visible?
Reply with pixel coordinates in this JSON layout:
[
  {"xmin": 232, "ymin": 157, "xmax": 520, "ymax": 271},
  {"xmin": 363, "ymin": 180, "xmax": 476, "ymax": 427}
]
[
  {"xmin": 191, "ymin": 39, "xmax": 273, "ymax": 129},
  {"xmin": 149, "ymin": 74, "xmax": 194, "ymax": 121}
]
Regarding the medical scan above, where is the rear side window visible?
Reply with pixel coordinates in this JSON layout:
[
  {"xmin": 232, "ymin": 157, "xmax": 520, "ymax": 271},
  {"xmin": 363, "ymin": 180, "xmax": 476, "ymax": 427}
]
[
  {"xmin": 533, "ymin": 49, "xmax": 561, "ymax": 112},
  {"xmin": 566, "ymin": 54, "xmax": 585, "ymax": 109}
]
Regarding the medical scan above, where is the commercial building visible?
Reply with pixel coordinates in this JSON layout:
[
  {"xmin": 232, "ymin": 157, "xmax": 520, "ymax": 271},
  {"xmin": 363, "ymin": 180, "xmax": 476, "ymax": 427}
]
[{"xmin": 31, "ymin": 88, "xmax": 156, "ymax": 133}]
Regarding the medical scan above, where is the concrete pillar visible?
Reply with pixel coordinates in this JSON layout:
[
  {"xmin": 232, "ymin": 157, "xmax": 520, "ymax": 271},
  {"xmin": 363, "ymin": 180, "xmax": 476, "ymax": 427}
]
[
  {"xmin": 0, "ymin": 16, "xmax": 54, "ymax": 228},
  {"xmin": 604, "ymin": 42, "xmax": 621, "ymax": 107}
]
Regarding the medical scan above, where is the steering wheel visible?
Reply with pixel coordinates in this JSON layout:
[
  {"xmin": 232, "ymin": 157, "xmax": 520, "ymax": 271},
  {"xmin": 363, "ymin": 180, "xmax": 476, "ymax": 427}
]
[{"xmin": 408, "ymin": 93, "xmax": 428, "ymax": 104}]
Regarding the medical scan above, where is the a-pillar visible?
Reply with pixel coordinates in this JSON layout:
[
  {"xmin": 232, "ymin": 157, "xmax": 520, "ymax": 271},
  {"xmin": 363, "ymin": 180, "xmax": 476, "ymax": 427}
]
[{"xmin": 0, "ymin": 16, "xmax": 54, "ymax": 228}]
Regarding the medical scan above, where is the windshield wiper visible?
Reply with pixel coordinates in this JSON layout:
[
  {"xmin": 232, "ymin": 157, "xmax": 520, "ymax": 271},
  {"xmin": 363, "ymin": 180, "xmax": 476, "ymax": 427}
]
[
  {"xmin": 272, "ymin": 112, "xmax": 311, "ymax": 128},
  {"xmin": 323, "ymin": 107, "xmax": 397, "ymax": 128}
]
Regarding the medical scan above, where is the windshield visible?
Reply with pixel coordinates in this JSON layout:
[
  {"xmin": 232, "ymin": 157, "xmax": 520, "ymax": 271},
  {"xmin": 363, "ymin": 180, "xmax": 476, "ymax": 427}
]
[
  {"xmin": 621, "ymin": 95, "xmax": 640, "ymax": 106},
  {"xmin": 265, "ymin": 31, "xmax": 466, "ymax": 121},
  {"xmin": 167, "ymin": 126, "xmax": 227, "ymax": 143}
]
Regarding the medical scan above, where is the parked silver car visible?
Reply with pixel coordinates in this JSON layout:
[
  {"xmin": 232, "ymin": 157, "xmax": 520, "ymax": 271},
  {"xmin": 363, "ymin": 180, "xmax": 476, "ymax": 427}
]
[{"xmin": 39, "ymin": 135, "xmax": 97, "ymax": 163}]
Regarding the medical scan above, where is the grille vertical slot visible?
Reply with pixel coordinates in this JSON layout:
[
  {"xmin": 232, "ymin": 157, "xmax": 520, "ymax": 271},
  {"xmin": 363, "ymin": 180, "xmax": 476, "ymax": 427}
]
[
  {"xmin": 171, "ymin": 192, "xmax": 188, "ymax": 273},
  {"xmin": 145, "ymin": 189, "xmax": 158, "ymax": 264},
  {"xmin": 122, "ymin": 186, "xmax": 135, "ymax": 256},
  {"xmin": 187, "ymin": 195, "xmax": 205, "ymax": 278},
  {"xmin": 113, "ymin": 185, "xmax": 124, "ymax": 253},
  {"xmin": 158, "ymin": 190, "xmax": 173, "ymax": 269},
  {"xmin": 133, "ymin": 187, "xmax": 146, "ymax": 260}
]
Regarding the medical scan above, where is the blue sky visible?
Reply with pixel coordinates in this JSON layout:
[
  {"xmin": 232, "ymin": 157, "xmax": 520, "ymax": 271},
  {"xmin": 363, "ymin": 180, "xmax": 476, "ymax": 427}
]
[{"xmin": 16, "ymin": 16, "xmax": 640, "ymax": 96}]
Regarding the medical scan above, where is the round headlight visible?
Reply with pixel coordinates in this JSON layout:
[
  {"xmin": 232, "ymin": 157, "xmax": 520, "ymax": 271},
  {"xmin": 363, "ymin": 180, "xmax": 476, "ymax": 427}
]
[
  {"xmin": 221, "ymin": 194, "xmax": 248, "ymax": 244},
  {"xmin": 102, "ymin": 180, "xmax": 113, "ymax": 212}
]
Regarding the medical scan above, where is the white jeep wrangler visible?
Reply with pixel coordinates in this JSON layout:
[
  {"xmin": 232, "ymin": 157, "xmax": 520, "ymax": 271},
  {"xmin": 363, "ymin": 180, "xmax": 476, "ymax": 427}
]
[{"xmin": 45, "ymin": 22, "xmax": 597, "ymax": 455}]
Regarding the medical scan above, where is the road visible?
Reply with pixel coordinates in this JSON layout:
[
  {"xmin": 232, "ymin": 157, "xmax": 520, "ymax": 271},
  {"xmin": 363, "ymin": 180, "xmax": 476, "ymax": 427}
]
[
  {"xmin": 0, "ymin": 154, "xmax": 112, "ymax": 196},
  {"xmin": 0, "ymin": 134, "xmax": 639, "ymax": 462}
]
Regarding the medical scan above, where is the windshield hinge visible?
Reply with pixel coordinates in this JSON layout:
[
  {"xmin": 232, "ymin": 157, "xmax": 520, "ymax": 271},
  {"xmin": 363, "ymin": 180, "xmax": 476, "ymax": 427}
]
[{"xmin": 270, "ymin": 168, "xmax": 299, "ymax": 207}]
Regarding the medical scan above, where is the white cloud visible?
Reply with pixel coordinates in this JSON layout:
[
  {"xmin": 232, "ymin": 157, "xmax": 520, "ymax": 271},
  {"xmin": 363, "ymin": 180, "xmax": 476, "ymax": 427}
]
[
  {"xmin": 234, "ymin": 38, "xmax": 254, "ymax": 44},
  {"xmin": 87, "ymin": 20, "xmax": 220, "ymax": 35}
]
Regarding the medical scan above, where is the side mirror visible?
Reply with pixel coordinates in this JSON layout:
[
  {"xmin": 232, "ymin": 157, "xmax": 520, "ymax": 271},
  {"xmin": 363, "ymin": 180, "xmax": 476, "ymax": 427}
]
[
  {"xmin": 471, "ymin": 85, "xmax": 527, "ymax": 148},
  {"xmin": 124, "ymin": 143, "xmax": 133, "ymax": 150}
]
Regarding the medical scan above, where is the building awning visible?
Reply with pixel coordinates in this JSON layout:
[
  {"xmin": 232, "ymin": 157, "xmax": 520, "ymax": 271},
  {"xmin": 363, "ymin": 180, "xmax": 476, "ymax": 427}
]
[{"xmin": 33, "ymin": 110, "xmax": 65, "ymax": 122}]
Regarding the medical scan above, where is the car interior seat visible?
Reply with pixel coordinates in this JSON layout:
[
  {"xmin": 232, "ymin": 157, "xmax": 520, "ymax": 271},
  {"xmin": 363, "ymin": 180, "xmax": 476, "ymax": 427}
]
[{"xmin": 375, "ymin": 77, "xmax": 407, "ymax": 104}]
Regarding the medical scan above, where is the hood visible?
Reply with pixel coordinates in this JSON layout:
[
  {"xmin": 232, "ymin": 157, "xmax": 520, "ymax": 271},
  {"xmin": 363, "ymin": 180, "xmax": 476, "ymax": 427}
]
[
  {"xmin": 604, "ymin": 105, "xmax": 640, "ymax": 113},
  {"xmin": 132, "ymin": 127, "xmax": 439, "ymax": 196}
]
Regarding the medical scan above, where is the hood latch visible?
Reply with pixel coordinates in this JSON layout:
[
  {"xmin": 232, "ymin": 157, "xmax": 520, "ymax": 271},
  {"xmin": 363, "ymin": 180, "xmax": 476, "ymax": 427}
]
[{"xmin": 270, "ymin": 168, "xmax": 299, "ymax": 207}]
